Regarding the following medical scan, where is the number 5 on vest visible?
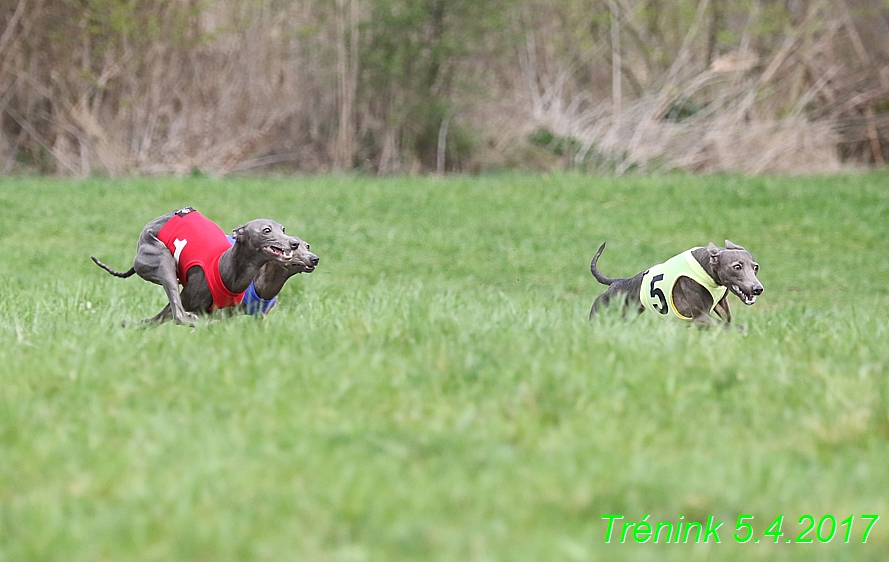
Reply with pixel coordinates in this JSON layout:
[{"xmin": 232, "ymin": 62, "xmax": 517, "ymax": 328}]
[{"xmin": 649, "ymin": 274, "xmax": 669, "ymax": 314}]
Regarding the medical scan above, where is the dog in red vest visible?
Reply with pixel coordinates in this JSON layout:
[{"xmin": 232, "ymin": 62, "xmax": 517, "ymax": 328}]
[{"xmin": 91, "ymin": 207, "xmax": 295, "ymax": 326}]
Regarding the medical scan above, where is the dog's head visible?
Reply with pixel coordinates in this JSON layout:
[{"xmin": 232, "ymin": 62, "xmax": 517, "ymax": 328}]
[
  {"xmin": 232, "ymin": 219, "xmax": 293, "ymax": 263},
  {"xmin": 281, "ymin": 236, "xmax": 319, "ymax": 274},
  {"xmin": 250, "ymin": 235, "xmax": 319, "ymax": 299},
  {"xmin": 707, "ymin": 240, "xmax": 763, "ymax": 305}
]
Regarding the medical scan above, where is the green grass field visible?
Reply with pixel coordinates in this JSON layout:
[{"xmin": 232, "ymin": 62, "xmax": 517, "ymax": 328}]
[{"xmin": 1, "ymin": 172, "xmax": 888, "ymax": 561}]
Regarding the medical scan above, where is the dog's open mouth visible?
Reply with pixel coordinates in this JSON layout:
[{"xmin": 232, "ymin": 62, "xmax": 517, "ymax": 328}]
[
  {"xmin": 731, "ymin": 285, "xmax": 757, "ymax": 306},
  {"xmin": 264, "ymin": 245, "xmax": 294, "ymax": 261}
]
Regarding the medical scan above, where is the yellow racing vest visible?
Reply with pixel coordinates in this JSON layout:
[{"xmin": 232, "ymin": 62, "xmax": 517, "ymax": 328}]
[{"xmin": 639, "ymin": 249, "xmax": 727, "ymax": 320}]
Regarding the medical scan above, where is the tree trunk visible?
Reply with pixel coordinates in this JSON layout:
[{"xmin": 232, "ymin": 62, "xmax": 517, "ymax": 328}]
[
  {"xmin": 609, "ymin": 0, "xmax": 621, "ymax": 116},
  {"xmin": 334, "ymin": 0, "xmax": 358, "ymax": 170}
]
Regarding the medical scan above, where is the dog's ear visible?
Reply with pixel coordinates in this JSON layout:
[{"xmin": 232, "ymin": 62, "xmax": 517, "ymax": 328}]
[
  {"xmin": 725, "ymin": 239, "xmax": 745, "ymax": 251},
  {"xmin": 707, "ymin": 242, "xmax": 720, "ymax": 266},
  {"xmin": 232, "ymin": 225, "xmax": 246, "ymax": 239}
]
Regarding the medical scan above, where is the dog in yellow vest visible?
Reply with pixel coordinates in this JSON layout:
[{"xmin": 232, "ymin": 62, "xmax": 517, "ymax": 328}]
[{"xmin": 589, "ymin": 241, "xmax": 763, "ymax": 328}]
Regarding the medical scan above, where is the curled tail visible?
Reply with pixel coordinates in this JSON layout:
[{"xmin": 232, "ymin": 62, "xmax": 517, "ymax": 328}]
[
  {"xmin": 91, "ymin": 256, "xmax": 136, "ymax": 278},
  {"xmin": 590, "ymin": 242, "xmax": 619, "ymax": 286}
]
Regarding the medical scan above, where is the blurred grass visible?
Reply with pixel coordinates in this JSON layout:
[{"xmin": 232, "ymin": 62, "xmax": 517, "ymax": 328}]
[{"xmin": 0, "ymin": 172, "xmax": 888, "ymax": 561}]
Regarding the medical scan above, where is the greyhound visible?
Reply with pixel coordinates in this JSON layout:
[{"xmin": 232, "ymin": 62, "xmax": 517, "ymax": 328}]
[
  {"xmin": 589, "ymin": 240, "xmax": 763, "ymax": 328},
  {"xmin": 229, "ymin": 234, "xmax": 319, "ymax": 315},
  {"xmin": 91, "ymin": 207, "xmax": 294, "ymax": 326}
]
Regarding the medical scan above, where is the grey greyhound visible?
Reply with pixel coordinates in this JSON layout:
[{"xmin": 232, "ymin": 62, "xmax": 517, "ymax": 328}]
[
  {"xmin": 232, "ymin": 234, "xmax": 319, "ymax": 315},
  {"xmin": 91, "ymin": 207, "xmax": 295, "ymax": 326},
  {"xmin": 589, "ymin": 240, "xmax": 763, "ymax": 328}
]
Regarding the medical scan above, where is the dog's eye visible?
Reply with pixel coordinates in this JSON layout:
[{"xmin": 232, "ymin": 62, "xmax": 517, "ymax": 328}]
[
  {"xmin": 734, "ymin": 263, "xmax": 742, "ymax": 270},
  {"xmin": 306, "ymin": 244, "xmax": 310, "ymax": 250},
  {"xmin": 263, "ymin": 227, "xmax": 271, "ymax": 234},
  {"xmin": 753, "ymin": 264, "xmax": 759, "ymax": 273}
]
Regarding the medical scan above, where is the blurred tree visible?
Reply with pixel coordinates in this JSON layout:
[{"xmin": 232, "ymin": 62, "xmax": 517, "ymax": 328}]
[
  {"xmin": 2, "ymin": 0, "xmax": 889, "ymax": 175},
  {"xmin": 357, "ymin": 0, "xmax": 515, "ymax": 172}
]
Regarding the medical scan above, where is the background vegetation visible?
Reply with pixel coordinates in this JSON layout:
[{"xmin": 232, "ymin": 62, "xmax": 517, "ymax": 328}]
[
  {"xmin": 1, "ymin": 172, "xmax": 888, "ymax": 560},
  {"xmin": 2, "ymin": 0, "xmax": 889, "ymax": 175}
]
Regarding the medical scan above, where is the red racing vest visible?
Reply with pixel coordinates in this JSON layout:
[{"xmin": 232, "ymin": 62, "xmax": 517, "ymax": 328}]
[{"xmin": 156, "ymin": 208, "xmax": 245, "ymax": 310}]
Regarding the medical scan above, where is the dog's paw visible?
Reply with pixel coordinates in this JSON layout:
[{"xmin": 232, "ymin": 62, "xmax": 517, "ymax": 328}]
[{"xmin": 178, "ymin": 312, "xmax": 200, "ymax": 327}]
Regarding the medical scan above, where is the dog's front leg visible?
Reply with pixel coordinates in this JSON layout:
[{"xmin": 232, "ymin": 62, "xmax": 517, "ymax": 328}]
[
  {"xmin": 691, "ymin": 312, "xmax": 722, "ymax": 329},
  {"xmin": 713, "ymin": 295, "xmax": 747, "ymax": 333},
  {"xmin": 713, "ymin": 294, "xmax": 733, "ymax": 323},
  {"xmin": 674, "ymin": 279, "xmax": 731, "ymax": 330},
  {"xmin": 690, "ymin": 310, "xmax": 743, "ymax": 332},
  {"xmin": 180, "ymin": 268, "xmax": 214, "ymax": 316}
]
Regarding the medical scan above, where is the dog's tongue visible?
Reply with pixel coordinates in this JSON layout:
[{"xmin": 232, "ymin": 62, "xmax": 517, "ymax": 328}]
[{"xmin": 266, "ymin": 246, "xmax": 292, "ymax": 260}]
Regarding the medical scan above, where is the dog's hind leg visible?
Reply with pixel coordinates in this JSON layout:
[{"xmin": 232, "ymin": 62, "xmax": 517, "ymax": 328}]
[
  {"xmin": 137, "ymin": 304, "xmax": 176, "ymax": 326},
  {"xmin": 132, "ymin": 233, "xmax": 196, "ymax": 326},
  {"xmin": 589, "ymin": 293, "xmax": 611, "ymax": 319}
]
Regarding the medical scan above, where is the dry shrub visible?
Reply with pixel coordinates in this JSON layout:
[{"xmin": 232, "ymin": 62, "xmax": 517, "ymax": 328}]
[
  {"xmin": 509, "ymin": 0, "xmax": 889, "ymax": 175},
  {"xmin": 564, "ymin": 104, "xmax": 842, "ymax": 175}
]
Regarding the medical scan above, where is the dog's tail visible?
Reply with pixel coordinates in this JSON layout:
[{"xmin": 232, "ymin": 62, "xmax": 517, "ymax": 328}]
[
  {"xmin": 91, "ymin": 256, "xmax": 136, "ymax": 278},
  {"xmin": 590, "ymin": 242, "xmax": 618, "ymax": 286}
]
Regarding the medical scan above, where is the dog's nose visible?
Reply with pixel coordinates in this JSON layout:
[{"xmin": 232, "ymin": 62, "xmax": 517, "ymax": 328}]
[
  {"xmin": 752, "ymin": 285, "xmax": 763, "ymax": 295},
  {"xmin": 310, "ymin": 255, "xmax": 319, "ymax": 266}
]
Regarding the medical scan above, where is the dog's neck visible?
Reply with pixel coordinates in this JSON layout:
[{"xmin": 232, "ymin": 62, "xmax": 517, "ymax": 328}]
[
  {"xmin": 690, "ymin": 247, "xmax": 723, "ymax": 286},
  {"xmin": 218, "ymin": 242, "xmax": 270, "ymax": 294},
  {"xmin": 252, "ymin": 263, "xmax": 295, "ymax": 300}
]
